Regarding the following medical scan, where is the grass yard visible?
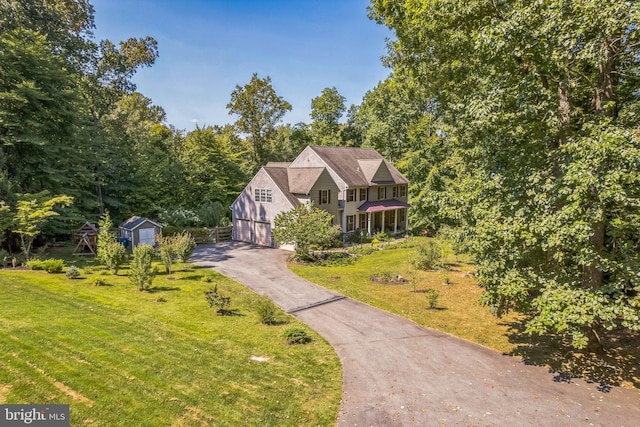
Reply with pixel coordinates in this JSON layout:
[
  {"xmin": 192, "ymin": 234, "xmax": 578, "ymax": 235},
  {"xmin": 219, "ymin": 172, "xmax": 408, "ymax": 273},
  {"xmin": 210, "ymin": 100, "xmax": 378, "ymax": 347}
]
[
  {"xmin": 290, "ymin": 237, "xmax": 518, "ymax": 353},
  {"xmin": 0, "ymin": 257, "xmax": 341, "ymax": 426},
  {"xmin": 290, "ymin": 237, "xmax": 640, "ymax": 389}
]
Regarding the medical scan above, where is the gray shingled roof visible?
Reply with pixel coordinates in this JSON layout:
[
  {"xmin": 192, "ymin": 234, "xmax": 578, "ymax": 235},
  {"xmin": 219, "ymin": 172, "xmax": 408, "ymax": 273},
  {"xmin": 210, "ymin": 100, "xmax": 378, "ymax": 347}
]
[
  {"xmin": 262, "ymin": 164, "xmax": 301, "ymax": 207},
  {"xmin": 309, "ymin": 146, "xmax": 408, "ymax": 186},
  {"xmin": 119, "ymin": 216, "xmax": 162, "ymax": 231},
  {"xmin": 288, "ymin": 167, "xmax": 325, "ymax": 194}
]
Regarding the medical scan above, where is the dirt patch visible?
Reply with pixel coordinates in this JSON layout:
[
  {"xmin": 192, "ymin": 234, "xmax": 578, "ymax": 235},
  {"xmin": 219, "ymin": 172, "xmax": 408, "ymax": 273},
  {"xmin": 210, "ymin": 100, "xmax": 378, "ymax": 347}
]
[
  {"xmin": 0, "ymin": 384, "xmax": 11, "ymax": 403},
  {"xmin": 12, "ymin": 353, "xmax": 94, "ymax": 406},
  {"xmin": 370, "ymin": 274, "xmax": 409, "ymax": 285}
]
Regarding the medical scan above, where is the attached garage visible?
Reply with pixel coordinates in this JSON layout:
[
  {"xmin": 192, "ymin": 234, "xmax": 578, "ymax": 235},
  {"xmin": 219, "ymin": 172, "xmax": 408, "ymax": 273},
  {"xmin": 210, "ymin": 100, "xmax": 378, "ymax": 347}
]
[
  {"xmin": 254, "ymin": 221, "xmax": 272, "ymax": 246},
  {"xmin": 234, "ymin": 219, "xmax": 252, "ymax": 243}
]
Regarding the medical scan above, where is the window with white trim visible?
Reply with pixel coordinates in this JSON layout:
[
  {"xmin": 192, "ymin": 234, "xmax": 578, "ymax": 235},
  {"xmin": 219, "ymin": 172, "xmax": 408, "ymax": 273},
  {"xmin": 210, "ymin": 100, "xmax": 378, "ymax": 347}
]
[
  {"xmin": 400, "ymin": 185, "xmax": 407, "ymax": 197},
  {"xmin": 346, "ymin": 215, "xmax": 355, "ymax": 232},
  {"xmin": 392, "ymin": 186, "xmax": 398, "ymax": 198},
  {"xmin": 319, "ymin": 189, "xmax": 331, "ymax": 205},
  {"xmin": 359, "ymin": 213, "xmax": 367, "ymax": 230},
  {"xmin": 377, "ymin": 186, "xmax": 386, "ymax": 200},
  {"xmin": 347, "ymin": 189, "xmax": 356, "ymax": 202},
  {"xmin": 359, "ymin": 188, "xmax": 367, "ymax": 201},
  {"xmin": 254, "ymin": 188, "xmax": 272, "ymax": 203}
]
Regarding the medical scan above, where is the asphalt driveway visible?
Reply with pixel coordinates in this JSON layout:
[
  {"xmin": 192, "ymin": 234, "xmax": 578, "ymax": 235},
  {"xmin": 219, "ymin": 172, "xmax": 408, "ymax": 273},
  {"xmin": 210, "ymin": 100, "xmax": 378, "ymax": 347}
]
[{"xmin": 191, "ymin": 242, "xmax": 640, "ymax": 426}]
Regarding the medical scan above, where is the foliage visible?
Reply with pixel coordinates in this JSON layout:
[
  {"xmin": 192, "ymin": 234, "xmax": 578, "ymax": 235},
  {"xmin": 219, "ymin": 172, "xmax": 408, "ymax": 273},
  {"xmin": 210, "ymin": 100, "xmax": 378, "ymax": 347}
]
[
  {"xmin": 27, "ymin": 259, "xmax": 65, "ymax": 273},
  {"xmin": 370, "ymin": 0, "xmax": 640, "ymax": 349},
  {"xmin": 284, "ymin": 328, "xmax": 312, "ymax": 345},
  {"xmin": 273, "ymin": 203, "xmax": 340, "ymax": 261},
  {"xmin": 256, "ymin": 298, "xmax": 280, "ymax": 325},
  {"xmin": 413, "ymin": 240, "xmax": 443, "ymax": 271},
  {"xmin": 92, "ymin": 277, "xmax": 108, "ymax": 287},
  {"xmin": 129, "ymin": 244, "xmax": 156, "ymax": 291},
  {"xmin": 96, "ymin": 211, "xmax": 127, "ymax": 275},
  {"xmin": 227, "ymin": 73, "xmax": 292, "ymax": 167},
  {"xmin": 13, "ymin": 192, "xmax": 73, "ymax": 261},
  {"xmin": 174, "ymin": 231, "xmax": 197, "ymax": 263},
  {"xmin": 310, "ymin": 87, "xmax": 346, "ymax": 145},
  {"xmin": 204, "ymin": 285, "xmax": 237, "ymax": 316},
  {"xmin": 425, "ymin": 288, "xmax": 440, "ymax": 309},
  {"xmin": 156, "ymin": 233, "xmax": 178, "ymax": 275},
  {"xmin": 65, "ymin": 265, "xmax": 81, "ymax": 279}
]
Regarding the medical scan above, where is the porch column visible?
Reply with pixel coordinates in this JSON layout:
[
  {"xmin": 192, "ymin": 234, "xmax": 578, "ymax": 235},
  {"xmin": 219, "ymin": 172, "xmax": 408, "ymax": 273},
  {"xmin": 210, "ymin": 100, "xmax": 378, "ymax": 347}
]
[
  {"xmin": 381, "ymin": 211, "xmax": 385, "ymax": 233},
  {"xmin": 367, "ymin": 212, "xmax": 372, "ymax": 235},
  {"xmin": 404, "ymin": 208, "xmax": 408, "ymax": 232},
  {"xmin": 393, "ymin": 209, "xmax": 398, "ymax": 234}
]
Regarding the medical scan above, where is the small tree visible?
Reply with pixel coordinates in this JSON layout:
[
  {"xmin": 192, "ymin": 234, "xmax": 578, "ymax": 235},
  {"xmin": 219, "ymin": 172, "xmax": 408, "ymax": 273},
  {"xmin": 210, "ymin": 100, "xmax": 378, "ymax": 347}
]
[
  {"xmin": 413, "ymin": 240, "xmax": 443, "ymax": 271},
  {"xmin": 273, "ymin": 202, "xmax": 339, "ymax": 261},
  {"xmin": 175, "ymin": 231, "xmax": 197, "ymax": 263},
  {"xmin": 13, "ymin": 192, "xmax": 72, "ymax": 261},
  {"xmin": 97, "ymin": 211, "xmax": 127, "ymax": 274},
  {"xmin": 156, "ymin": 233, "xmax": 178, "ymax": 275},
  {"xmin": 129, "ymin": 244, "xmax": 156, "ymax": 291}
]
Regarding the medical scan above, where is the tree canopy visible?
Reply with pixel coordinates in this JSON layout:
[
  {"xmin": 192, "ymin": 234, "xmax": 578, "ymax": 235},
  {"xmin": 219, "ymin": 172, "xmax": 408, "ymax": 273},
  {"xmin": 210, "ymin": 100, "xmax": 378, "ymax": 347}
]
[{"xmin": 370, "ymin": 0, "xmax": 640, "ymax": 349}]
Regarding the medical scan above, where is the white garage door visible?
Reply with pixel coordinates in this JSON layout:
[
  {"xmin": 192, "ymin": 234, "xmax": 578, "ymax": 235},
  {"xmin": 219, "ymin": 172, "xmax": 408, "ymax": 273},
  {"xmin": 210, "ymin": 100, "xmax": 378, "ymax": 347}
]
[
  {"xmin": 139, "ymin": 227, "xmax": 156, "ymax": 246},
  {"xmin": 235, "ymin": 219, "xmax": 251, "ymax": 242},
  {"xmin": 254, "ymin": 222, "xmax": 272, "ymax": 247}
]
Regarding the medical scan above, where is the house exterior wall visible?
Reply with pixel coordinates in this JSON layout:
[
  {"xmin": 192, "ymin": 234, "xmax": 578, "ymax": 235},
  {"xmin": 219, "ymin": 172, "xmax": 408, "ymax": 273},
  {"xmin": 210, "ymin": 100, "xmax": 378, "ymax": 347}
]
[
  {"xmin": 306, "ymin": 169, "xmax": 341, "ymax": 226},
  {"xmin": 231, "ymin": 168, "xmax": 293, "ymax": 246}
]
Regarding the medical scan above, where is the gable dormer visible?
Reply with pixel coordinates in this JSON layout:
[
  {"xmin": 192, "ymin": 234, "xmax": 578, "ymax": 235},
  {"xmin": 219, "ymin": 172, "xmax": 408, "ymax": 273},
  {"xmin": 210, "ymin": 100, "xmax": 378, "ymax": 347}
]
[{"xmin": 358, "ymin": 159, "xmax": 394, "ymax": 184}]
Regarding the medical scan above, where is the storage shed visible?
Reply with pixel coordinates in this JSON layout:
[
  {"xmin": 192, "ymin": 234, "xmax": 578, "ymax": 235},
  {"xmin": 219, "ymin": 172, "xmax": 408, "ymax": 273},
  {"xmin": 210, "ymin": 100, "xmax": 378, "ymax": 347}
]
[{"xmin": 118, "ymin": 216, "xmax": 162, "ymax": 248}]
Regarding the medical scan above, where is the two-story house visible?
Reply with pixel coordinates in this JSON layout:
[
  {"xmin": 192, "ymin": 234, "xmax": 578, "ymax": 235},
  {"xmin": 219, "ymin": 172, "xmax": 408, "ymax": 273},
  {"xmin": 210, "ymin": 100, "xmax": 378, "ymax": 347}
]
[{"xmin": 231, "ymin": 145, "xmax": 410, "ymax": 247}]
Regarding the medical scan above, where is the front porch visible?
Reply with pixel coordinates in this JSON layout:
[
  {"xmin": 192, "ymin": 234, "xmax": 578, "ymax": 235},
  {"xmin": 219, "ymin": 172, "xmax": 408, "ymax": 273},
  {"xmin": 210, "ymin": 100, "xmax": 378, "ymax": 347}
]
[{"xmin": 356, "ymin": 199, "xmax": 410, "ymax": 236}]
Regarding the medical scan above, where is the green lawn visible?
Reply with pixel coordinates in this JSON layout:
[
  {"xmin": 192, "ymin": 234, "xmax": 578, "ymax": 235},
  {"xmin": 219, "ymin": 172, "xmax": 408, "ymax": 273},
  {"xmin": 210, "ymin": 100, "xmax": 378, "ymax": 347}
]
[
  {"xmin": 0, "ymin": 261, "xmax": 341, "ymax": 426},
  {"xmin": 290, "ymin": 237, "xmax": 640, "ymax": 389},
  {"xmin": 290, "ymin": 238, "xmax": 519, "ymax": 353}
]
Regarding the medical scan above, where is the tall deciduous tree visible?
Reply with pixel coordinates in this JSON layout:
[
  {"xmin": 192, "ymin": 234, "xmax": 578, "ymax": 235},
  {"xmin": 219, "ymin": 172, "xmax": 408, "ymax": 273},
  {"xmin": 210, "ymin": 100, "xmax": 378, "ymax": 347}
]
[
  {"xmin": 310, "ymin": 87, "xmax": 346, "ymax": 146},
  {"xmin": 370, "ymin": 0, "xmax": 640, "ymax": 349},
  {"xmin": 227, "ymin": 73, "xmax": 292, "ymax": 168}
]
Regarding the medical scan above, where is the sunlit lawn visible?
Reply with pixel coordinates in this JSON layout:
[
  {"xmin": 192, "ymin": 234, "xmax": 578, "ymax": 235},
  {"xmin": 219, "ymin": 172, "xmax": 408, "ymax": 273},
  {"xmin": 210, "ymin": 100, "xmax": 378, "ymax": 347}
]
[
  {"xmin": 0, "ymin": 257, "xmax": 341, "ymax": 426},
  {"xmin": 290, "ymin": 237, "xmax": 520, "ymax": 354},
  {"xmin": 290, "ymin": 237, "xmax": 640, "ymax": 389}
]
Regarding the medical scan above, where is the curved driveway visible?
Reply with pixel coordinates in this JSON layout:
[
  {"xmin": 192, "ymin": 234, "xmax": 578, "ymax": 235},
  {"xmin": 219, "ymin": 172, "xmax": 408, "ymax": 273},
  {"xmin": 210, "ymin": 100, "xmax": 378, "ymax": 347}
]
[{"xmin": 191, "ymin": 242, "xmax": 640, "ymax": 426}]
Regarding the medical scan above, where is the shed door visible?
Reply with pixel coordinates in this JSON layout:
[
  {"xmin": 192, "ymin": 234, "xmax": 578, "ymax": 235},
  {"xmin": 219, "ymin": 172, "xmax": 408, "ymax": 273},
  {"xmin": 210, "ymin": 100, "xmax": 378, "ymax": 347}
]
[
  {"xmin": 235, "ymin": 219, "xmax": 251, "ymax": 242},
  {"xmin": 254, "ymin": 222, "xmax": 271, "ymax": 247},
  {"xmin": 139, "ymin": 227, "xmax": 155, "ymax": 246}
]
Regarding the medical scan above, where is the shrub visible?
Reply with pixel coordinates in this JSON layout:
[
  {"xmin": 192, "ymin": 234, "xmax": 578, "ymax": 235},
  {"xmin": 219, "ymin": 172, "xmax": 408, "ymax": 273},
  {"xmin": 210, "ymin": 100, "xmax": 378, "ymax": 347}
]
[
  {"xmin": 97, "ymin": 211, "xmax": 127, "ymax": 275},
  {"xmin": 27, "ymin": 259, "xmax": 45, "ymax": 270},
  {"xmin": 425, "ymin": 288, "xmax": 440, "ymax": 309},
  {"xmin": 92, "ymin": 277, "xmax": 108, "ymax": 286},
  {"xmin": 28, "ymin": 259, "xmax": 64, "ymax": 273},
  {"xmin": 256, "ymin": 298, "xmax": 279, "ymax": 325},
  {"xmin": 204, "ymin": 285, "xmax": 237, "ymax": 315},
  {"xmin": 66, "ymin": 265, "xmax": 81, "ymax": 279},
  {"xmin": 284, "ymin": 328, "xmax": 311, "ymax": 345},
  {"xmin": 156, "ymin": 234, "xmax": 178, "ymax": 275},
  {"xmin": 175, "ymin": 231, "xmax": 197, "ymax": 262},
  {"xmin": 414, "ymin": 240, "xmax": 443, "ymax": 271},
  {"xmin": 129, "ymin": 244, "xmax": 156, "ymax": 291}
]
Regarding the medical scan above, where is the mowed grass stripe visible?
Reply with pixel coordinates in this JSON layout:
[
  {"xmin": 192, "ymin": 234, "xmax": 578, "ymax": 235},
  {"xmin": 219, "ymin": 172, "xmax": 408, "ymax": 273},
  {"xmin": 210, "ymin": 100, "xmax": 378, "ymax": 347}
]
[{"xmin": 0, "ymin": 267, "xmax": 341, "ymax": 426}]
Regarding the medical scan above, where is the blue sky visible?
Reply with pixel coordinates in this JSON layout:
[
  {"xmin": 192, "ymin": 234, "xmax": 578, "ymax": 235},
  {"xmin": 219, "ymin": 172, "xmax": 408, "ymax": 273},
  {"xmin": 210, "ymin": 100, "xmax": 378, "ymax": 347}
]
[{"xmin": 92, "ymin": 0, "xmax": 392, "ymax": 131}]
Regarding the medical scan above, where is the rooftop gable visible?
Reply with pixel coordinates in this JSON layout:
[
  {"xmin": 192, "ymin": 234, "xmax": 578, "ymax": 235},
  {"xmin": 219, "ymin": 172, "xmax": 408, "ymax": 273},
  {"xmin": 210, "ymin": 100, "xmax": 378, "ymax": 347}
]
[
  {"xmin": 287, "ymin": 167, "xmax": 325, "ymax": 194},
  {"xmin": 304, "ymin": 145, "xmax": 408, "ymax": 187}
]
